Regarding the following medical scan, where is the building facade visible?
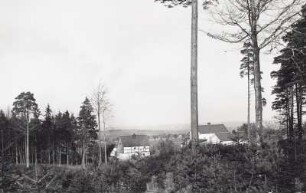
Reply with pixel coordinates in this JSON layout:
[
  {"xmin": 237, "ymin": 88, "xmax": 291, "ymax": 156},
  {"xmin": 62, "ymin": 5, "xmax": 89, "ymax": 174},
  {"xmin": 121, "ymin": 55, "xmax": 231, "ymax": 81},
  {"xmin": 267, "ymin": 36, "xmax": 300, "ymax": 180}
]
[
  {"xmin": 111, "ymin": 134, "xmax": 150, "ymax": 160},
  {"xmin": 197, "ymin": 124, "xmax": 234, "ymax": 145}
]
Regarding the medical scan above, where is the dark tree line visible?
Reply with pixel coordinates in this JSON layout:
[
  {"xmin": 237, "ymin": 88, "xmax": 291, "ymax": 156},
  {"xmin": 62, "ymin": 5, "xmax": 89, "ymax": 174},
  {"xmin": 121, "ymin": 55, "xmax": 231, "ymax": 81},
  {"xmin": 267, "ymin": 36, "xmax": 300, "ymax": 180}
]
[
  {"xmin": 271, "ymin": 4, "xmax": 306, "ymax": 141},
  {"xmin": 0, "ymin": 92, "xmax": 110, "ymax": 169}
]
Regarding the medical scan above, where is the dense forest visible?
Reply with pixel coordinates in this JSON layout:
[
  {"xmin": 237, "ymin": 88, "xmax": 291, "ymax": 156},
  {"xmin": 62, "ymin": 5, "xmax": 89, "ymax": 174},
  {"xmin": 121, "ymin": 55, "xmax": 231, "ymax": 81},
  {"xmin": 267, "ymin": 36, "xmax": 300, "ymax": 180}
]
[{"xmin": 0, "ymin": 94, "xmax": 114, "ymax": 168}]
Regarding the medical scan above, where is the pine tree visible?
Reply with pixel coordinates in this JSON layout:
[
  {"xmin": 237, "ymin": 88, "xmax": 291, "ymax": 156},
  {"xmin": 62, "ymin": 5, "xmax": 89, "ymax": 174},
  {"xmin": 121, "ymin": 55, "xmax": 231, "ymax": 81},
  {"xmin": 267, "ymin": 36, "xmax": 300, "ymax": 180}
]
[
  {"xmin": 240, "ymin": 41, "xmax": 267, "ymax": 142},
  {"xmin": 12, "ymin": 92, "xmax": 39, "ymax": 168},
  {"xmin": 77, "ymin": 98, "xmax": 97, "ymax": 168},
  {"xmin": 272, "ymin": 4, "xmax": 306, "ymax": 140},
  {"xmin": 54, "ymin": 111, "xmax": 75, "ymax": 165},
  {"xmin": 240, "ymin": 41, "xmax": 254, "ymax": 142},
  {"xmin": 29, "ymin": 107, "xmax": 41, "ymax": 166},
  {"xmin": 41, "ymin": 104, "xmax": 54, "ymax": 164}
]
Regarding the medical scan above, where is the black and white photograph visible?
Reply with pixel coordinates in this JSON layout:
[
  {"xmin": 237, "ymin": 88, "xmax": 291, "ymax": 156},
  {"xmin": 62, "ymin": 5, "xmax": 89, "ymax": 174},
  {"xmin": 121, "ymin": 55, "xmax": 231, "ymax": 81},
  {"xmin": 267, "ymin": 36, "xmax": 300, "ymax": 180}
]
[{"xmin": 0, "ymin": 0, "xmax": 305, "ymax": 192}]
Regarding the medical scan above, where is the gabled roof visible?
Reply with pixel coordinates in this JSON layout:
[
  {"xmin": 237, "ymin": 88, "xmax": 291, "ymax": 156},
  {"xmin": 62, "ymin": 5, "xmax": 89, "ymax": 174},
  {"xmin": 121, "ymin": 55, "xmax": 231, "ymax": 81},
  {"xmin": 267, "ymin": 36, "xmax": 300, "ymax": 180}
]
[
  {"xmin": 198, "ymin": 124, "xmax": 233, "ymax": 142},
  {"xmin": 119, "ymin": 134, "xmax": 149, "ymax": 147},
  {"xmin": 198, "ymin": 124, "xmax": 229, "ymax": 134},
  {"xmin": 215, "ymin": 132, "xmax": 233, "ymax": 142}
]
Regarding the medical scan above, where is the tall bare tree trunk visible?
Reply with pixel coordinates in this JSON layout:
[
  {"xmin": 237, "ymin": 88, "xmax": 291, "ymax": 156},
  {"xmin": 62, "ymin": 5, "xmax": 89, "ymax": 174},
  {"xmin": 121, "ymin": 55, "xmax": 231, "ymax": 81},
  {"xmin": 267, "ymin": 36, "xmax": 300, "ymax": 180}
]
[
  {"xmin": 26, "ymin": 115, "xmax": 30, "ymax": 168},
  {"xmin": 58, "ymin": 146, "xmax": 61, "ymax": 166},
  {"xmin": 190, "ymin": 0, "xmax": 199, "ymax": 150},
  {"xmin": 22, "ymin": 142, "xmax": 25, "ymax": 164},
  {"xmin": 48, "ymin": 149, "xmax": 51, "ymax": 164},
  {"xmin": 66, "ymin": 142, "xmax": 69, "ymax": 166},
  {"xmin": 299, "ymin": 86, "xmax": 302, "ymax": 122},
  {"xmin": 247, "ymin": 46, "xmax": 251, "ymax": 142},
  {"xmin": 289, "ymin": 86, "xmax": 294, "ymax": 140},
  {"xmin": 52, "ymin": 143, "xmax": 55, "ymax": 165},
  {"xmin": 91, "ymin": 83, "xmax": 111, "ymax": 165},
  {"xmin": 35, "ymin": 146, "xmax": 37, "ymax": 166},
  {"xmin": 85, "ymin": 154, "xmax": 87, "ymax": 166},
  {"xmin": 251, "ymin": 33, "xmax": 263, "ymax": 142},
  {"xmin": 296, "ymin": 84, "xmax": 303, "ymax": 140},
  {"xmin": 103, "ymin": 119, "xmax": 107, "ymax": 165},
  {"xmin": 81, "ymin": 143, "xmax": 86, "ymax": 169},
  {"xmin": 15, "ymin": 140, "xmax": 18, "ymax": 164},
  {"xmin": 286, "ymin": 90, "xmax": 290, "ymax": 138},
  {"xmin": 98, "ymin": 106, "xmax": 102, "ymax": 166},
  {"xmin": 40, "ymin": 151, "xmax": 42, "ymax": 163}
]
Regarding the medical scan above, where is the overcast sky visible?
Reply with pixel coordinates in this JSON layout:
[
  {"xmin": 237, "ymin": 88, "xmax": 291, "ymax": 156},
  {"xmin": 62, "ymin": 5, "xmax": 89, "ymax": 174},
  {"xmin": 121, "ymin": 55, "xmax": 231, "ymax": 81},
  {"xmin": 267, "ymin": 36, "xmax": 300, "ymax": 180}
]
[{"xmin": 0, "ymin": 0, "xmax": 279, "ymax": 127}]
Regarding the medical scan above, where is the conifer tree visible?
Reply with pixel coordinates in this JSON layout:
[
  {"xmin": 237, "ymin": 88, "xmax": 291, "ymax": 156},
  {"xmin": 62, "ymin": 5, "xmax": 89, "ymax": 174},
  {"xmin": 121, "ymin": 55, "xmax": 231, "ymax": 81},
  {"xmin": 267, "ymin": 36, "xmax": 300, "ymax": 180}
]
[
  {"xmin": 77, "ymin": 98, "xmax": 97, "ymax": 168},
  {"xmin": 29, "ymin": 107, "xmax": 41, "ymax": 166},
  {"xmin": 205, "ymin": 0, "xmax": 302, "ymax": 142},
  {"xmin": 12, "ymin": 92, "xmax": 39, "ymax": 168},
  {"xmin": 240, "ymin": 41, "xmax": 267, "ymax": 142},
  {"xmin": 54, "ymin": 111, "xmax": 75, "ymax": 165},
  {"xmin": 41, "ymin": 104, "xmax": 54, "ymax": 164},
  {"xmin": 272, "ymin": 4, "xmax": 306, "ymax": 140},
  {"xmin": 240, "ymin": 41, "xmax": 254, "ymax": 141}
]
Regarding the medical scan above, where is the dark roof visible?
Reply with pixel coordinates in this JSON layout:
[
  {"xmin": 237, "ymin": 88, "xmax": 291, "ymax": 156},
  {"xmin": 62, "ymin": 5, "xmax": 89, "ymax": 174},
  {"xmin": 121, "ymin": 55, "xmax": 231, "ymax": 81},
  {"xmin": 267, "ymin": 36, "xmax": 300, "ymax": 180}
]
[
  {"xmin": 119, "ymin": 134, "xmax": 150, "ymax": 147},
  {"xmin": 198, "ymin": 124, "xmax": 229, "ymax": 134},
  {"xmin": 215, "ymin": 132, "xmax": 233, "ymax": 141}
]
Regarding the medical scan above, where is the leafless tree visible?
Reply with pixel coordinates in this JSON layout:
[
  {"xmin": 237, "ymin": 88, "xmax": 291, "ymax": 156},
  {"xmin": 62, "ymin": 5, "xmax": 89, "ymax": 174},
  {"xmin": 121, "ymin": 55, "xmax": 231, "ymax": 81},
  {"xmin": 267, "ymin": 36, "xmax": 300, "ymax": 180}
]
[
  {"xmin": 90, "ymin": 83, "xmax": 112, "ymax": 166},
  {"xmin": 204, "ymin": 0, "xmax": 303, "ymax": 142}
]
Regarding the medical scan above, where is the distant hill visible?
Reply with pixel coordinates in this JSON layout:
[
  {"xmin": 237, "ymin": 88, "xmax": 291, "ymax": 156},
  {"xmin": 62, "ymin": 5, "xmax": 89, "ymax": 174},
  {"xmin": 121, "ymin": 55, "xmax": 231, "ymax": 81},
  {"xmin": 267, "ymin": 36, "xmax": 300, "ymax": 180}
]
[
  {"xmin": 105, "ymin": 121, "xmax": 279, "ymax": 140},
  {"xmin": 105, "ymin": 128, "xmax": 189, "ymax": 140}
]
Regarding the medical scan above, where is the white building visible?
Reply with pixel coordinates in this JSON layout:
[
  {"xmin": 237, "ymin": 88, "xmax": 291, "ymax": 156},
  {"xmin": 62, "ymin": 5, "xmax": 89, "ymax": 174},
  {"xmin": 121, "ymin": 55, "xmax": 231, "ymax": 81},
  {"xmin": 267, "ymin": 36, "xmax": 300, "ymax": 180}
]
[
  {"xmin": 111, "ymin": 134, "xmax": 150, "ymax": 160},
  {"xmin": 197, "ymin": 124, "xmax": 234, "ymax": 145}
]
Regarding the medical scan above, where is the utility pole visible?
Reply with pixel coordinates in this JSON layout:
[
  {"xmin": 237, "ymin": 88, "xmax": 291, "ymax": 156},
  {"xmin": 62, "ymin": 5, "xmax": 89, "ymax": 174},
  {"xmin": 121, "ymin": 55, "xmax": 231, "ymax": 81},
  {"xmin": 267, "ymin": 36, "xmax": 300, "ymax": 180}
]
[{"xmin": 190, "ymin": 0, "xmax": 199, "ymax": 150}]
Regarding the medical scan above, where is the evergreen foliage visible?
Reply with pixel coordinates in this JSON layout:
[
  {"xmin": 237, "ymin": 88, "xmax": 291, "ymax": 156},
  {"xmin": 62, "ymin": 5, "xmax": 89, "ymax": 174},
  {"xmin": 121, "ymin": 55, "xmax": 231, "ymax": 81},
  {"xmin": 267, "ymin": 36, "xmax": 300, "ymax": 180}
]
[{"xmin": 271, "ymin": 4, "xmax": 306, "ymax": 140}]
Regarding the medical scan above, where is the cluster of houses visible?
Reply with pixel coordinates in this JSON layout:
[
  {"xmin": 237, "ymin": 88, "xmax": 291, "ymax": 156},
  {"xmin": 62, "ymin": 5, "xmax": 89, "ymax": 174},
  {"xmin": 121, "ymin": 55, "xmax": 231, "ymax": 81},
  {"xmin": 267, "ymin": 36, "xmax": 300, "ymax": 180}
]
[
  {"xmin": 110, "ymin": 134, "xmax": 150, "ymax": 160},
  {"xmin": 110, "ymin": 123, "xmax": 235, "ymax": 160}
]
